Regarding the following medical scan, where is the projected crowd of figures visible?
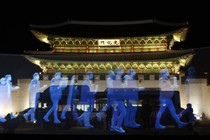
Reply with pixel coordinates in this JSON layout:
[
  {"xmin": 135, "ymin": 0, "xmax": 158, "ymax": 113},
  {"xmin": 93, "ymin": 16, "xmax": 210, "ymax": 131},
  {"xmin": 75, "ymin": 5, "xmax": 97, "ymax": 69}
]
[{"xmin": 0, "ymin": 68, "xmax": 192, "ymax": 133}]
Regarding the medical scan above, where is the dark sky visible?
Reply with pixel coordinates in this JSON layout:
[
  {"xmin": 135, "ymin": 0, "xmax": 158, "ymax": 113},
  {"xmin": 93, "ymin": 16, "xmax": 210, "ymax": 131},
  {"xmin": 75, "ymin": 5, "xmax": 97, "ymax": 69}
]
[
  {"xmin": 0, "ymin": 6, "xmax": 210, "ymax": 78},
  {"xmin": 1, "ymin": 10, "xmax": 210, "ymax": 54}
]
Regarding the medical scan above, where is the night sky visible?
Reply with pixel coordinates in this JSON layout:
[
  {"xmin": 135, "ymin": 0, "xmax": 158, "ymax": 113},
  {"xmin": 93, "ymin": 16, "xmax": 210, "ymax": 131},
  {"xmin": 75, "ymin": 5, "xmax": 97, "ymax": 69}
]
[
  {"xmin": 0, "ymin": 6, "xmax": 210, "ymax": 78},
  {"xmin": 1, "ymin": 8, "xmax": 210, "ymax": 53}
]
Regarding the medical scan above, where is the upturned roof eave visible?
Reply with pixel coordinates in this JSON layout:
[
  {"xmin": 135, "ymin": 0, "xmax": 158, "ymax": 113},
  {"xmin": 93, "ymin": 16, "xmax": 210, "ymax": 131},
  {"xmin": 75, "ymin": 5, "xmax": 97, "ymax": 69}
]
[{"xmin": 29, "ymin": 19, "xmax": 189, "ymax": 43}]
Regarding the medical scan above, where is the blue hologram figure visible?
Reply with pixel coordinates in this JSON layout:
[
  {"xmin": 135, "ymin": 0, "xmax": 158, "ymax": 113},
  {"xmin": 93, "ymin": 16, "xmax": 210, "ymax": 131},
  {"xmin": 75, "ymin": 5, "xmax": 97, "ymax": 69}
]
[
  {"xmin": 184, "ymin": 66, "xmax": 196, "ymax": 103},
  {"xmin": 123, "ymin": 68, "xmax": 142, "ymax": 128},
  {"xmin": 61, "ymin": 75, "xmax": 79, "ymax": 120},
  {"xmin": 43, "ymin": 72, "xmax": 67, "ymax": 124},
  {"xmin": 108, "ymin": 67, "xmax": 126, "ymax": 133},
  {"xmin": 96, "ymin": 70, "xmax": 116, "ymax": 121},
  {"xmin": 96, "ymin": 67, "xmax": 124, "ymax": 122},
  {"xmin": 155, "ymin": 69, "xmax": 188, "ymax": 129},
  {"xmin": 0, "ymin": 77, "xmax": 7, "ymax": 122},
  {"xmin": 186, "ymin": 66, "xmax": 196, "ymax": 80},
  {"xmin": 77, "ymin": 71, "xmax": 98, "ymax": 128},
  {"xmin": 24, "ymin": 72, "xmax": 47, "ymax": 123},
  {"xmin": 5, "ymin": 74, "xmax": 19, "ymax": 119}
]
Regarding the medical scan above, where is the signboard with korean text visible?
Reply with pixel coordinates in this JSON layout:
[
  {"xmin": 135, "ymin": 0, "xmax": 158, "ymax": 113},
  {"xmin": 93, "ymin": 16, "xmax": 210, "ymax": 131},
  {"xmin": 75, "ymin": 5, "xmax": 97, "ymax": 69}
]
[{"xmin": 98, "ymin": 39, "xmax": 120, "ymax": 46}]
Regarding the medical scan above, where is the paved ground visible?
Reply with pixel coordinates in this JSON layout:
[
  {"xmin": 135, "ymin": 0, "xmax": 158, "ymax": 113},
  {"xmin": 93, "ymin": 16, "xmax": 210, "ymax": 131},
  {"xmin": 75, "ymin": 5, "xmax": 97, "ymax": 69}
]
[{"xmin": 0, "ymin": 115, "xmax": 210, "ymax": 137}]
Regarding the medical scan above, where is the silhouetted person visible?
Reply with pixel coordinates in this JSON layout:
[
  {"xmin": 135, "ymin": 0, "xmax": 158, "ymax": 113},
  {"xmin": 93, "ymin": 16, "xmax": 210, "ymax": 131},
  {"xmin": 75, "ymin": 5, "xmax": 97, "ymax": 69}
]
[{"xmin": 179, "ymin": 103, "xmax": 196, "ymax": 130}]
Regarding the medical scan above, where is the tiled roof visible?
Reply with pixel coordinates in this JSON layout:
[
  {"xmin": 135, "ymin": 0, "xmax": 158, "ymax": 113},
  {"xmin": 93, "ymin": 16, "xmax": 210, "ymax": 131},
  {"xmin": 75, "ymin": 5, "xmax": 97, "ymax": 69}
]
[{"xmin": 30, "ymin": 19, "xmax": 188, "ymax": 38}]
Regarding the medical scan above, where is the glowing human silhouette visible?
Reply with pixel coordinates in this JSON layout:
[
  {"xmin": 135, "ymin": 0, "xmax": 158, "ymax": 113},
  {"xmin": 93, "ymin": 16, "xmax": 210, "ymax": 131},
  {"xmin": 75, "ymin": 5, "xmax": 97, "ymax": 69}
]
[
  {"xmin": 43, "ymin": 72, "xmax": 67, "ymax": 124},
  {"xmin": 155, "ymin": 69, "xmax": 187, "ymax": 129},
  {"xmin": 77, "ymin": 71, "xmax": 98, "ymax": 128},
  {"xmin": 61, "ymin": 75, "xmax": 79, "ymax": 120},
  {"xmin": 184, "ymin": 66, "xmax": 196, "ymax": 103},
  {"xmin": 0, "ymin": 77, "xmax": 7, "ymax": 122},
  {"xmin": 24, "ymin": 72, "xmax": 47, "ymax": 122},
  {"xmin": 123, "ymin": 68, "xmax": 143, "ymax": 128},
  {"xmin": 109, "ymin": 67, "xmax": 126, "ymax": 133},
  {"xmin": 5, "ymin": 74, "xmax": 19, "ymax": 119},
  {"xmin": 96, "ymin": 70, "xmax": 115, "ymax": 121}
]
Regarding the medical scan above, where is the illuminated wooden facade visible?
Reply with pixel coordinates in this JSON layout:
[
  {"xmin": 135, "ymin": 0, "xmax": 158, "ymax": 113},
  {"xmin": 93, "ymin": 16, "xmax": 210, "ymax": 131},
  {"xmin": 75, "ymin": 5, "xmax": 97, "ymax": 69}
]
[{"xmin": 24, "ymin": 19, "xmax": 194, "ymax": 75}]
